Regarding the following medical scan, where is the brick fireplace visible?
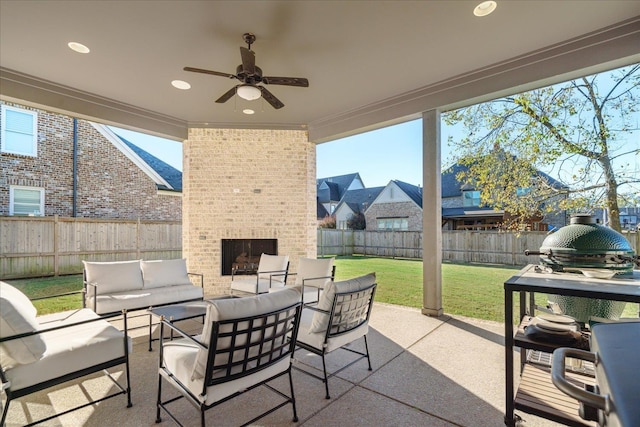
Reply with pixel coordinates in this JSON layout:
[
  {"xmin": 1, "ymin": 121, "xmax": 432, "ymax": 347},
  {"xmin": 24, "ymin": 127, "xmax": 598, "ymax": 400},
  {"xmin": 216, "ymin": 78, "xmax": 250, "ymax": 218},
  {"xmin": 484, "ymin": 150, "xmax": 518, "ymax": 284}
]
[{"xmin": 182, "ymin": 128, "xmax": 318, "ymax": 295}]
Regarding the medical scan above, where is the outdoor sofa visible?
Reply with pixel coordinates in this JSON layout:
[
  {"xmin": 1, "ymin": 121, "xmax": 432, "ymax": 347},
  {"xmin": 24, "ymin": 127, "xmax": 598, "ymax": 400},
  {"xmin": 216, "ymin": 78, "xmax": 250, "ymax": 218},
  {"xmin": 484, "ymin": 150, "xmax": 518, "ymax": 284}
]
[{"xmin": 82, "ymin": 258, "xmax": 204, "ymax": 316}]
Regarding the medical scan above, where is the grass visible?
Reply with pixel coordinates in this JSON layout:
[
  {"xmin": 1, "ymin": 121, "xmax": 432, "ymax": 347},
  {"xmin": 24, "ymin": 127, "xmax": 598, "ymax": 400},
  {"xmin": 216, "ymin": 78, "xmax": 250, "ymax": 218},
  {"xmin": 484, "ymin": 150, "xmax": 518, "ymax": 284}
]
[{"xmin": 6, "ymin": 256, "xmax": 639, "ymax": 322}]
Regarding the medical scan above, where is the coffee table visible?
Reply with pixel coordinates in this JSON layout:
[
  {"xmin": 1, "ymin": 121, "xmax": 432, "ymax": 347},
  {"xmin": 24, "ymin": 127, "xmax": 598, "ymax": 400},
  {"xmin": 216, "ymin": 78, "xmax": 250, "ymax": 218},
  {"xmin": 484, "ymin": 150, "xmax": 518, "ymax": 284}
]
[{"xmin": 147, "ymin": 301, "xmax": 208, "ymax": 351}]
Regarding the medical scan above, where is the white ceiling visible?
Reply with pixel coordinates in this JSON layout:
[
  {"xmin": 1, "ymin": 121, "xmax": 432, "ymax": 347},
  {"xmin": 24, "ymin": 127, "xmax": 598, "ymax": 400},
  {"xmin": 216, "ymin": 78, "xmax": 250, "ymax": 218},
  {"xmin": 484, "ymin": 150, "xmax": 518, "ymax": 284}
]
[{"xmin": 1, "ymin": 1, "xmax": 639, "ymax": 142}]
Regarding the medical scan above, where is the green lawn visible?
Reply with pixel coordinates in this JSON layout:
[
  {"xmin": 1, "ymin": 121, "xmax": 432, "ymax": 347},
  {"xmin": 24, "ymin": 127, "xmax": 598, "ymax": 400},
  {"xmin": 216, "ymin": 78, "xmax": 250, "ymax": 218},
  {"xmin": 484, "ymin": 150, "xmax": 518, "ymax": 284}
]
[{"xmin": 5, "ymin": 256, "xmax": 638, "ymax": 323}]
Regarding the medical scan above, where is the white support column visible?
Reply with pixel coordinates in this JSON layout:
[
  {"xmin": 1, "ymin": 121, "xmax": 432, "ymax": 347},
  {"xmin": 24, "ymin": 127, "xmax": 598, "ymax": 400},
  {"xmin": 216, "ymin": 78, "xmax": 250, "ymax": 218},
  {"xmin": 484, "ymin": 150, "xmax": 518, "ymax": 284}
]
[{"xmin": 422, "ymin": 110, "xmax": 443, "ymax": 316}]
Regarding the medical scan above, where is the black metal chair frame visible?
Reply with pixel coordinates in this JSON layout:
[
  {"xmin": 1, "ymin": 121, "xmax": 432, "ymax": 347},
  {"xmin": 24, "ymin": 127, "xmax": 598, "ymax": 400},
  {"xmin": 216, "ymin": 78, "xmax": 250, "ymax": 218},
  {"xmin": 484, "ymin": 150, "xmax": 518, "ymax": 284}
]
[
  {"xmin": 0, "ymin": 292, "xmax": 132, "ymax": 427},
  {"xmin": 296, "ymin": 265, "xmax": 337, "ymax": 305},
  {"xmin": 294, "ymin": 282, "xmax": 376, "ymax": 399},
  {"xmin": 83, "ymin": 269, "xmax": 204, "ymax": 344},
  {"xmin": 230, "ymin": 262, "xmax": 290, "ymax": 295},
  {"xmin": 156, "ymin": 300, "xmax": 302, "ymax": 427}
]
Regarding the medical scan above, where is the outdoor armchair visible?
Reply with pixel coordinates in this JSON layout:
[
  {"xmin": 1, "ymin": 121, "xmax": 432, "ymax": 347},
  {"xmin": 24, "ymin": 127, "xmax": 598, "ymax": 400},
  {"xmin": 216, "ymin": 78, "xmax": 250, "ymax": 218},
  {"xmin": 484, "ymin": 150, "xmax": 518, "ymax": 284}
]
[
  {"xmin": 230, "ymin": 253, "xmax": 289, "ymax": 295},
  {"xmin": 290, "ymin": 257, "xmax": 336, "ymax": 305},
  {"xmin": 0, "ymin": 281, "xmax": 132, "ymax": 426},
  {"xmin": 294, "ymin": 273, "xmax": 376, "ymax": 399},
  {"xmin": 156, "ymin": 286, "xmax": 303, "ymax": 427}
]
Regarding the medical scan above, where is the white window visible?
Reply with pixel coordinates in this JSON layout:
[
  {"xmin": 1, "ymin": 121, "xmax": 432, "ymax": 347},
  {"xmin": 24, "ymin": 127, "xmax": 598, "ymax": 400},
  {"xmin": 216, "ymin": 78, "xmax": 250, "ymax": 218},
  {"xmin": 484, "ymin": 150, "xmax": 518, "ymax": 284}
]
[
  {"xmin": 1, "ymin": 105, "xmax": 38, "ymax": 156},
  {"xmin": 377, "ymin": 218, "xmax": 408, "ymax": 231},
  {"xmin": 10, "ymin": 186, "xmax": 44, "ymax": 216}
]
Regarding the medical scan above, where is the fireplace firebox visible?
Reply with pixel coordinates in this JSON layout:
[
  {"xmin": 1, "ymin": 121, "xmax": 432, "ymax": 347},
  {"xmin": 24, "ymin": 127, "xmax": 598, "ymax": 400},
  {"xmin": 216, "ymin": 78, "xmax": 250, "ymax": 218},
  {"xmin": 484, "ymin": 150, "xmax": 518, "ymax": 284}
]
[{"xmin": 221, "ymin": 239, "xmax": 278, "ymax": 276}]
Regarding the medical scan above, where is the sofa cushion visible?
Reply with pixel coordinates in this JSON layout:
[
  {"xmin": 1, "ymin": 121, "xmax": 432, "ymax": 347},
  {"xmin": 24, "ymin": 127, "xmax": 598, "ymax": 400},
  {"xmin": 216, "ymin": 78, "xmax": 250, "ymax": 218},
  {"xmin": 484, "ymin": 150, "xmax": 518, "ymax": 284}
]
[
  {"xmin": 0, "ymin": 281, "xmax": 46, "ymax": 364},
  {"xmin": 86, "ymin": 284, "xmax": 204, "ymax": 315},
  {"xmin": 257, "ymin": 254, "xmax": 289, "ymax": 285},
  {"xmin": 191, "ymin": 286, "xmax": 301, "ymax": 380},
  {"xmin": 297, "ymin": 308, "xmax": 369, "ymax": 353},
  {"xmin": 4, "ymin": 308, "xmax": 128, "ymax": 391},
  {"xmin": 141, "ymin": 259, "xmax": 192, "ymax": 289},
  {"xmin": 83, "ymin": 260, "xmax": 143, "ymax": 295},
  {"xmin": 309, "ymin": 273, "xmax": 376, "ymax": 333},
  {"xmin": 295, "ymin": 257, "xmax": 334, "ymax": 288}
]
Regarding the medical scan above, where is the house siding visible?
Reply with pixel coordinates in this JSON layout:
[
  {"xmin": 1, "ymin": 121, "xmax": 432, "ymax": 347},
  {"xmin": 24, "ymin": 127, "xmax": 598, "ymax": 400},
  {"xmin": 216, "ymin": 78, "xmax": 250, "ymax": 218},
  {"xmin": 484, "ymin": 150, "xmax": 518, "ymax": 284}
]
[
  {"xmin": 183, "ymin": 128, "xmax": 316, "ymax": 295},
  {"xmin": 365, "ymin": 201, "xmax": 423, "ymax": 231},
  {"xmin": 0, "ymin": 101, "xmax": 181, "ymax": 220}
]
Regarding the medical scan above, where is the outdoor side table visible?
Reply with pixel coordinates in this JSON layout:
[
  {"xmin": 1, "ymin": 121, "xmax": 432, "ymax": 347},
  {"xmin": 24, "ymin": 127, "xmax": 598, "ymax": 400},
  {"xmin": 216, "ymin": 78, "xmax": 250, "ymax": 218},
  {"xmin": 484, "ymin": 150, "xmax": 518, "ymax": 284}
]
[{"xmin": 147, "ymin": 302, "xmax": 208, "ymax": 351}]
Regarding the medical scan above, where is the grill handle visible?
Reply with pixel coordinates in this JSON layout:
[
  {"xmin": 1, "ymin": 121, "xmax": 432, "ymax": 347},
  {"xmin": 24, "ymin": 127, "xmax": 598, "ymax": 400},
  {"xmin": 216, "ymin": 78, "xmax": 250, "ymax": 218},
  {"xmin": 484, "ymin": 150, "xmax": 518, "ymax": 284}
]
[
  {"xmin": 551, "ymin": 348, "xmax": 609, "ymax": 413},
  {"xmin": 524, "ymin": 250, "xmax": 551, "ymax": 256}
]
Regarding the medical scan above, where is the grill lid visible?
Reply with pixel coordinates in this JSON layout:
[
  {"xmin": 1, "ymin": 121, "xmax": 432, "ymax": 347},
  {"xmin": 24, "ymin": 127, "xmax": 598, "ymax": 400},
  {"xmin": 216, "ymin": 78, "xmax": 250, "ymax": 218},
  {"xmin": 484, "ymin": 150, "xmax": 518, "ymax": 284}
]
[{"xmin": 527, "ymin": 214, "xmax": 637, "ymax": 274}]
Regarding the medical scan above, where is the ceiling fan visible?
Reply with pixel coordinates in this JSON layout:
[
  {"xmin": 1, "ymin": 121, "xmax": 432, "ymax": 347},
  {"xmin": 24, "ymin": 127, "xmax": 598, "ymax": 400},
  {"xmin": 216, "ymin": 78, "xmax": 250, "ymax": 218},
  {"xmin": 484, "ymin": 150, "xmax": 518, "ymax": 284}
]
[{"xmin": 184, "ymin": 33, "xmax": 309, "ymax": 109}]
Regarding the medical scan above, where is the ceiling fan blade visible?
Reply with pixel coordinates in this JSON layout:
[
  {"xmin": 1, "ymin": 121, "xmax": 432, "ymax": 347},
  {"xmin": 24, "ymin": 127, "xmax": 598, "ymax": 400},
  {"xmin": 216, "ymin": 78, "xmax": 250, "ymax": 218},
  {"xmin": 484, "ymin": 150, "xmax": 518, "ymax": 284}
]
[
  {"xmin": 215, "ymin": 86, "xmax": 238, "ymax": 103},
  {"xmin": 240, "ymin": 47, "xmax": 256, "ymax": 75},
  {"xmin": 184, "ymin": 67, "xmax": 236, "ymax": 79},
  {"xmin": 259, "ymin": 86, "xmax": 284, "ymax": 109},
  {"xmin": 262, "ymin": 76, "xmax": 309, "ymax": 87}
]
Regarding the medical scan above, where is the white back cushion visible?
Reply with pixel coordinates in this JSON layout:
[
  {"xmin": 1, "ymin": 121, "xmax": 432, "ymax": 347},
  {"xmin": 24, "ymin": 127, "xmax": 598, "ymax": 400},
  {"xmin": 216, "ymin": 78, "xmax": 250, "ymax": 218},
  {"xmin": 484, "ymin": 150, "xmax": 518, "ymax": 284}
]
[
  {"xmin": 0, "ymin": 281, "xmax": 46, "ymax": 364},
  {"xmin": 295, "ymin": 257, "xmax": 334, "ymax": 287},
  {"xmin": 309, "ymin": 273, "xmax": 376, "ymax": 333},
  {"xmin": 141, "ymin": 259, "xmax": 192, "ymax": 288},
  {"xmin": 83, "ymin": 260, "xmax": 143, "ymax": 294},
  {"xmin": 257, "ymin": 254, "xmax": 289, "ymax": 284},
  {"xmin": 191, "ymin": 286, "xmax": 301, "ymax": 380}
]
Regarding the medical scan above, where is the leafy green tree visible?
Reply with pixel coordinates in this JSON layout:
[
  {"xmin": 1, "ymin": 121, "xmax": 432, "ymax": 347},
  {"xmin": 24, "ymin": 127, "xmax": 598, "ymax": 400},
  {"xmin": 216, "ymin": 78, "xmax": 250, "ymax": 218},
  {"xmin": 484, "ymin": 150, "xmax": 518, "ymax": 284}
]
[{"xmin": 444, "ymin": 65, "xmax": 639, "ymax": 232}]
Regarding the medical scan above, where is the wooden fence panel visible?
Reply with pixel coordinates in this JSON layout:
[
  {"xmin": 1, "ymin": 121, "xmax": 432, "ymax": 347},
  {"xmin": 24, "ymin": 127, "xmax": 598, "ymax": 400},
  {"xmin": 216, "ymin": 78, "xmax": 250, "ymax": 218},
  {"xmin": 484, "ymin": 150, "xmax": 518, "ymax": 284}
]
[
  {"xmin": 318, "ymin": 229, "xmax": 637, "ymax": 266},
  {"xmin": 0, "ymin": 216, "xmax": 181, "ymax": 279}
]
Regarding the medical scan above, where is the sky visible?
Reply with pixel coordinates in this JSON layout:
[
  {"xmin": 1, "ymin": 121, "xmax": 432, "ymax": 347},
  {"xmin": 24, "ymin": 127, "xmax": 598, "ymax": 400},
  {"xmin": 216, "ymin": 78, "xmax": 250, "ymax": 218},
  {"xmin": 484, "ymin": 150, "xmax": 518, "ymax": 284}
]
[{"xmin": 110, "ymin": 119, "xmax": 454, "ymax": 188}]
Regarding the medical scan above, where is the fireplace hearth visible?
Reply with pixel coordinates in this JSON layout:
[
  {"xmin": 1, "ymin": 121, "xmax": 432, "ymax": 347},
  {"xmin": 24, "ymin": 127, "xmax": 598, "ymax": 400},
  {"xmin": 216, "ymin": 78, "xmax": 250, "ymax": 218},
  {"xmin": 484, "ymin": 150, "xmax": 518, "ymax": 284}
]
[{"xmin": 221, "ymin": 239, "xmax": 278, "ymax": 276}]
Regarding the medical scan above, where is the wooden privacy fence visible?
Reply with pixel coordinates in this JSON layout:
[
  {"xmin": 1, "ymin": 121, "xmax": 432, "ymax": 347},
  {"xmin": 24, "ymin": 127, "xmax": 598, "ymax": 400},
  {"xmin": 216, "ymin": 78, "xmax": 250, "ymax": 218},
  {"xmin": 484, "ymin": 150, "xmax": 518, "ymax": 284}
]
[
  {"xmin": 0, "ymin": 216, "xmax": 182, "ymax": 279},
  {"xmin": 318, "ymin": 229, "xmax": 640, "ymax": 265}
]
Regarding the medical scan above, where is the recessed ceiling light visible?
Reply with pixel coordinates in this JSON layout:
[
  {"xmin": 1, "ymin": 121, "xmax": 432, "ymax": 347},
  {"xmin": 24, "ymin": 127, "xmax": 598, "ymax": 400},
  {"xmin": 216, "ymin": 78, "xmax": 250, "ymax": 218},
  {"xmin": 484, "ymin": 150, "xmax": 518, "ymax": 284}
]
[
  {"xmin": 171, "ymin": 80, "xmax": 191, "ymax": 90},
  {"xmin": 243, "ymin": 109, "xmax": 255, "ymax": 115},
  {"xmin": 474, "ymin": 1, "xmax": 497, "ymax": 17},
  {"xmin": 68, "ymin": 42, "xmax": 90, "ymax": 53}
]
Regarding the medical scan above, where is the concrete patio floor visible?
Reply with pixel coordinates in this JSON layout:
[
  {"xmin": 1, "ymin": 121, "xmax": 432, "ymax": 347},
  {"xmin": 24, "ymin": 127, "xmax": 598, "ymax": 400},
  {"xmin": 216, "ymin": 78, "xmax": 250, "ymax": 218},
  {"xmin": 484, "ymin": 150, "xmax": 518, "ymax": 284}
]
[{"xmin": 4, "ymin": 302, "xmax": 563, "ymax": 427}]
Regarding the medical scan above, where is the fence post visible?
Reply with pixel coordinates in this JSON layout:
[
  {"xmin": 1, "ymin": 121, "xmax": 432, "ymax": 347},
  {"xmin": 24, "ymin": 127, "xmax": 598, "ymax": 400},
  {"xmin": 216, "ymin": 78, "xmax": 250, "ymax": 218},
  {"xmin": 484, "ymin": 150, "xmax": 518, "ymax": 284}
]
[
  {"xmin": 136, "ymin": 218, "xmax": 141, "ymax": 259},
  {"xmin": 54, "ymin": 215, "xmax": 59, "ymax": 276}
]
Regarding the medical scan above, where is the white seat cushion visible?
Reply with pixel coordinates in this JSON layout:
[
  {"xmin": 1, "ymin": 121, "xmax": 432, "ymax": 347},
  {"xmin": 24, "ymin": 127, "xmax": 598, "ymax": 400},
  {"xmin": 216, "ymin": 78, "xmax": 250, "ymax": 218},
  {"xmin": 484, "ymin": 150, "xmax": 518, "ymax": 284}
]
[
  {"xmin": 83, "ymin": 260, "xmax": 143, "ymax": 295},
  {"xmin": 309, "ymin": 273, "xmax": 376, "ymax": 333},
  {"xmin": 0, "ymin": 281, "xmax": 46, "ymax": 365},
  {"xmin": 141, "ymin": 259, "xmax": 192, "ymax": 289},
  {"xmin": 256, "ymin": 254, "xmax": 289, "ymax": 285},
  {"xmin": 297, "ymin": 308, "xmax": 369, "ymax": 353},
  {"xmin": 4, "ymin": 308, "xmax": 128, "ymax": 391},
  {"xmin": 191, "ymin": 286, "xmax": 301, "ymax": 380},
  {"xmin": 161, "ymin": 340, "xmax": 291, "ymax": 406},
  {"xmin": 86, "ymin": 284, "xmax": 203, "ymax": 315},
  {"xmin": 230, "ymin": 277, "xmax": 285, "ymax": 294},
  {"xmin": 295, "ymin": 257, "xmax": 334, "ymax": 288}
]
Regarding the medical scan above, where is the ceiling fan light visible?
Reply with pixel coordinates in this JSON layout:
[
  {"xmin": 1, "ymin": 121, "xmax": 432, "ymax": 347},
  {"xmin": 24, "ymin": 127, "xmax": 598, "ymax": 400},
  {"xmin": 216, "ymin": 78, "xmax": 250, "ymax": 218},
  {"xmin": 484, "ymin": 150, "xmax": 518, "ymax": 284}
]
[{"xmin": 237, "ymin": 85, "xmax": 261, "ymax": 101}]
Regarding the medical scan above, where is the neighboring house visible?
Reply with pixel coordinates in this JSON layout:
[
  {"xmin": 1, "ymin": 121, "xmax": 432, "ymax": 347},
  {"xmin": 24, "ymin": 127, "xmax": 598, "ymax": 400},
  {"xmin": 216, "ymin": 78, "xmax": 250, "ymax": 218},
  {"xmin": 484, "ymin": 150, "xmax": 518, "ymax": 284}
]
[
  {"xmin": 365, "ymin": 180, "xmax": 423, "ymax": 231},
  {"xmin": 0, "ymin": 101, "xmax": 182, "ymax": 220},
  {"xmin": 316, "ymin": 173, "xmax": 364, "ymax": 217},
  {"xmin": 591, "ymin": 207, "xmax": 640, "ymax": 231},
  {"xmin": 334, "ymin": 186, "xmax": 384, "ymax": 229},
  {"xmin": 441, "ymin": 163, "xmax": 567, "ymax": 230}
]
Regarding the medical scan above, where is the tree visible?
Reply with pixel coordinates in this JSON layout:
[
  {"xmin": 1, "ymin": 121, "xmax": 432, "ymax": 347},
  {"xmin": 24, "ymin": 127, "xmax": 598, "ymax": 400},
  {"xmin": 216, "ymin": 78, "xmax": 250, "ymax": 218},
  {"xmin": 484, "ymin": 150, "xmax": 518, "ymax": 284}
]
[
  {"xmin": 443, "ymin": 64, "xmax": 640, "ymax": 232},
  {"xmin": 347, "ymin": 211, "xmax": 366, "ymax": 230}
]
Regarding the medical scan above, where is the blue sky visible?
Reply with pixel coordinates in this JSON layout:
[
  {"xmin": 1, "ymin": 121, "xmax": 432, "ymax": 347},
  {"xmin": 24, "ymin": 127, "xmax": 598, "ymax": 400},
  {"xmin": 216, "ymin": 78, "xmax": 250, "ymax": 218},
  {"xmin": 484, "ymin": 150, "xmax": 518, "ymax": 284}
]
[{"xmin": 111, "ymin": 119, "xmax": 455, "ymax": 188}]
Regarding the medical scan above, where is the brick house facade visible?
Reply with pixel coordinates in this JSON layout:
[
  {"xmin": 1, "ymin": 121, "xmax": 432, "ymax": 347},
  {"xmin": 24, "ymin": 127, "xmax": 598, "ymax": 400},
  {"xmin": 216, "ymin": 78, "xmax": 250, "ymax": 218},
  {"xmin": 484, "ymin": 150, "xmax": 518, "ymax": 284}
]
[
  {"xmin": 364, "ymin": 181, "xmax": 423, "ymax": 231},
  {"xmin": 0, "ymin": 101, "xmax": 181, "ymax": 220}
]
